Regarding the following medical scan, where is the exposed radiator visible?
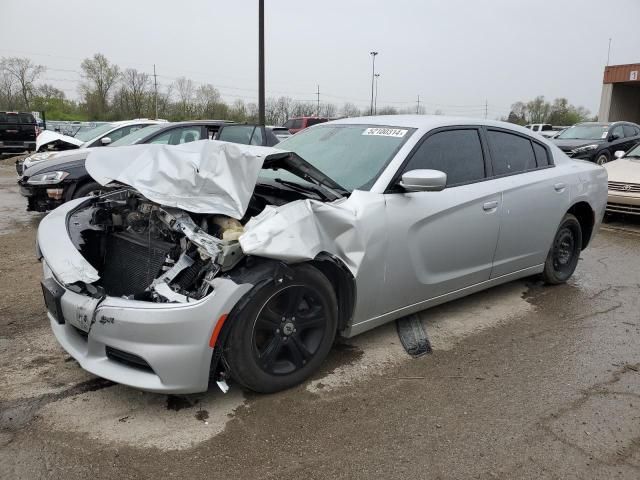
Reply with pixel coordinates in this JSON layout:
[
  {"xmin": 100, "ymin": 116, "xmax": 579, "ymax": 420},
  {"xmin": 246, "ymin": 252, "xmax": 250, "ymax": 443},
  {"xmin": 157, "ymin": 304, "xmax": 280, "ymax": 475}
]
[{"xmin": 101, "ymin": 231, "xmax": 174, "ymax": 297}]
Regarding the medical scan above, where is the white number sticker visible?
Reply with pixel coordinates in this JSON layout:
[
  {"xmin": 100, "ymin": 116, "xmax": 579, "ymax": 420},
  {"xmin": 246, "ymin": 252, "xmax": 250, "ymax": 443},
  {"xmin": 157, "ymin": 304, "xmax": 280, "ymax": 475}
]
[
  {"xmin": 601, "ymin": 131, "xmax": 608, "ymax": 139},
  {"xmin": 362, "ymin": 127, "xmax": 408, "ymax": 138}
]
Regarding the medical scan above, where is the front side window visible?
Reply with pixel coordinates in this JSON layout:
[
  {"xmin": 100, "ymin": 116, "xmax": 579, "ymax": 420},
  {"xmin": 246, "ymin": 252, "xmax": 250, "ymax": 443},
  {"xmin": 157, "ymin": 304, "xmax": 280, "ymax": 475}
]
[
  {"xmin": 149, "ymin": 126, "xmax": 202, "ymax": 145},
  {"xmin": 109, "ymin": 124, "xmax": 165, "ymax": 147},
  {"xmin": 487, "ymin": 130, "xmax": 536, "ymax": 175},
  {"xmin": 403, "ymin": 129, "xmax": 485, "ymax": 186},
  {"xmin": 291, "ymin": 119, "xmax": 303, "ymax": 129},
  {"xmin": 218, "ymin": 125, "xmax": 255, "ymax": 145},
  {"xmin": 610, "ymin": 125, "xmax": 624, "ymax": 140},
  {"xmin": 74, "ymin": 123, "xmax": 116, "ymax": 142}
]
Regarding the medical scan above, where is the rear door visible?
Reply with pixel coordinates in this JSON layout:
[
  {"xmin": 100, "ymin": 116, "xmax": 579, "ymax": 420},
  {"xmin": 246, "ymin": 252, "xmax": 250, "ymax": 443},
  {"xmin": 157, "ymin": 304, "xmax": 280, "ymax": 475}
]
[
  {"xmin": 382, "ymin": 127, "xmax": 501, "ymax": 312},
  {"xmin": 485, "ymin": 128, "xmax": 569, "ymax": 277}
]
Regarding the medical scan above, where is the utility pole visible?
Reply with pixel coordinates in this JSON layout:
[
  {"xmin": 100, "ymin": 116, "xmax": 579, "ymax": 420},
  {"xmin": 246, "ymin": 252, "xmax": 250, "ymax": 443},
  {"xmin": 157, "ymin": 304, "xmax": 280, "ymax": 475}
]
[
  {"xmin": 416, "ymin": 95, "xmax": 420, "ymax": 114},
  {"xmin": 484, "ymin": 99, "xmax": 488, "ymax": 119},
  {"xmin": 607, "ymin": 38, "xmax": 612, "ymax": 66},
  {"xmin": 258, "ymin": 0, "xmax": 265, "ymax": 126},
  {"xmin": 153, "ymin": 64, "xmax": 158, "ymax": 119},
  {"xmin": 374, "ymin": 74, "xmax": 380, "ymax": 115},
  {"xmin": 316, "ymin": 84, "xmax": 320, "ymax": 116},
  {"xmin": 369, "ymin": 51, "xmax": 378, "ymax": 115}
]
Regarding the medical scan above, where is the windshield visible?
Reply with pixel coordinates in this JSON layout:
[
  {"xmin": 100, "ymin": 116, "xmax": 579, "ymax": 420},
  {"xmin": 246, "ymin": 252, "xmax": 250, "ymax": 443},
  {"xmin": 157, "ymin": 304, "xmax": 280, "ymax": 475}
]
[
  {"xmin": 625, "ymin": 143, "xmax": 640, "ymax": 158},
  {"xmin": 557, "ymin": 124, "xmax": 609, "ymax": 140},
  {"xmin": 110, "ymin": 124, "xmax": 166, "ymax": 147},
  {"xmin": 73, "ymin": 123, "xmax": 115, "ymax": 142},
  {"xmin": 263, "ymin": 124, "xmax": 414, "ymax": 192}
]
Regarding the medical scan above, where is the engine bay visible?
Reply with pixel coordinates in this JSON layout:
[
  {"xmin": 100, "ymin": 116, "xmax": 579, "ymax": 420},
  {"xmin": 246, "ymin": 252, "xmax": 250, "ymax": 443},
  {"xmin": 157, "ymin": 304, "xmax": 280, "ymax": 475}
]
[{"xmin": 67, "ymin": 184, "xmax": 308, "ymax": 303}]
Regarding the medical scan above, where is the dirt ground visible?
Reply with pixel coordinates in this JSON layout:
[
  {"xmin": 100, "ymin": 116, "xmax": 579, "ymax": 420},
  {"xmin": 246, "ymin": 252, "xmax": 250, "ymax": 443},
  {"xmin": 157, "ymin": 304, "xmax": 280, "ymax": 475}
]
[{"xmin": 0, "ymin": 163, "xmax": 639, "ymax": 479}]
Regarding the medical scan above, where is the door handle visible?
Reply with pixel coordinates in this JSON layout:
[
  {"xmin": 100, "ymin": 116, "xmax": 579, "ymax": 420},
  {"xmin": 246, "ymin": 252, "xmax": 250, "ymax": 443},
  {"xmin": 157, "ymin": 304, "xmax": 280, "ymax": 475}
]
[
  {"xmin": 483, "ymin": 201, "xmax": 498, "ymax": 211},
  {"xmin": 554, "ymin": 182, "xmax": 566, "ymax": 192}
]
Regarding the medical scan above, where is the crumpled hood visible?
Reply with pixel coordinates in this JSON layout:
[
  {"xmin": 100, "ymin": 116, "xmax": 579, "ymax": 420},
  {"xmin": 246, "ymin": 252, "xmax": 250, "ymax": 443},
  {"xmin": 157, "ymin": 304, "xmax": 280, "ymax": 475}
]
[
  {"xmin": 86, "ymin": 140, "xmax": 291, "ymax": 219},
  {"xmin": 23, "ymin": 148, "xmax": 93, "ymax": 177},
  {"xmin": 604, "ymin": 158, "xmax": 640, "ymax": 184},
  {"xmin": 36, "ymin": 130, "xmax": 84, "ymax": 151}
]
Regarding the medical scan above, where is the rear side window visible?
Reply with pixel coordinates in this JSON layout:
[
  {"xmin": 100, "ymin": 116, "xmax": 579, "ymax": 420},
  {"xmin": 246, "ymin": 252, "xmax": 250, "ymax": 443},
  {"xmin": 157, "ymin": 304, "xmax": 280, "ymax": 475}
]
[
  {"xmin": 487, "ymin": 130, "xmax": 536, "ymax": 175},
  {"xmin": 532, "ymin": 142, "xmax": 550, "ymax": 166},
  {"xmin": 623, "ymin": 125, "xmax": 638, "ymax": 138},
  {"xmin": 404, "ymin": 129, "xmax": 485, "ymax": 186}
]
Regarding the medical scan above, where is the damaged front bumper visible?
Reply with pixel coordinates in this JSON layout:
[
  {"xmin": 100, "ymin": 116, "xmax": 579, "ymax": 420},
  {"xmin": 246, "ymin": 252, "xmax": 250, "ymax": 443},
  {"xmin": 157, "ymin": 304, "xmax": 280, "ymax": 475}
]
[{"xmin": 38, "ymin": 199, "xmax": 252, "ymax": 393}]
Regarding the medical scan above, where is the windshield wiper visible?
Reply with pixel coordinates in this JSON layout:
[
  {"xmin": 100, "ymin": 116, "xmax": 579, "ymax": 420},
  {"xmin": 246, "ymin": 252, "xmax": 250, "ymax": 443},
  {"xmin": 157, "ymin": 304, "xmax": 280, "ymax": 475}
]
[{"xmin": 274, "ymin": 178, "xmax": 336, "ymax": 201}]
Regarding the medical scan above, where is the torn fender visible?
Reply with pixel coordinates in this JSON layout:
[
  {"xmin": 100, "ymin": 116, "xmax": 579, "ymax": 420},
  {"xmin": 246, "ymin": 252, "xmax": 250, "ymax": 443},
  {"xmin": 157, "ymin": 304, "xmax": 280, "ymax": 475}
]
[
  {"xmin": 36, "ymin": 130, "xmax": 84, "ymax": 152},
  {"xmin": 239, "ymin": 190, "xmax": 386, "ymax": 279}
]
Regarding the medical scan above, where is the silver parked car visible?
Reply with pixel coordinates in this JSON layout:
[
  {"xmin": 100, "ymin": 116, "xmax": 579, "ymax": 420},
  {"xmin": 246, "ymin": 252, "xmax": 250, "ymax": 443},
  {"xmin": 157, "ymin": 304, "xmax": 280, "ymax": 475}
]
[{"xmin": 36, "ymin": 116, "xmax": 607, "ymax": 394}]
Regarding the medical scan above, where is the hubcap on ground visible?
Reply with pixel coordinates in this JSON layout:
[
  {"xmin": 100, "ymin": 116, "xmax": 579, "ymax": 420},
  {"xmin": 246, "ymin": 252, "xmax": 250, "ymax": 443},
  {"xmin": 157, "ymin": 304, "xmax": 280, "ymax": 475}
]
[{"xmin": 252, "ymin": 285, "xmax": 326, "ymax": 375}]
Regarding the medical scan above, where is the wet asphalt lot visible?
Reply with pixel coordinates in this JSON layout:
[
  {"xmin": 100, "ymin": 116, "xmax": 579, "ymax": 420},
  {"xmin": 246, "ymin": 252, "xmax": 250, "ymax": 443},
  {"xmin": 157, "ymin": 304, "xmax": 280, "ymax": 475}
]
[{"xmin": 0, "ymin": 162, "xmax": 639, "ymax": 479}]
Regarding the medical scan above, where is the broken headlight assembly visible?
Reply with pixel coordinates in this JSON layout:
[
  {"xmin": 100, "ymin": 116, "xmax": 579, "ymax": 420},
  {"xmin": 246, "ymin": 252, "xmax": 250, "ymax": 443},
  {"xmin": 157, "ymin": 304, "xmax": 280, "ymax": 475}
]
[{"xmin": 27, "ymin": 171, "xmax": 70, "ymax": 185}]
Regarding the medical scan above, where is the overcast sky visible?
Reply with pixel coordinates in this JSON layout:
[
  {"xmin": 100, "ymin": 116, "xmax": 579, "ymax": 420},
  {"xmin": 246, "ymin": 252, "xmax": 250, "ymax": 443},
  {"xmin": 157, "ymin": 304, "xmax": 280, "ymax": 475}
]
[{"xmin": 2, "ymin": 0, "xmax": 639, "ymax": 118}]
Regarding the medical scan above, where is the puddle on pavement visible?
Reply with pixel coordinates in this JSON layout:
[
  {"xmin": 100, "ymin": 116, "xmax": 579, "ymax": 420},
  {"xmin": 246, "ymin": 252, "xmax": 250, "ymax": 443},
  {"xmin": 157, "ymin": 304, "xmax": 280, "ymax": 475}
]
[{"xmin": 0, "ymin": 165, "xmax": 42, "ymax": 234}]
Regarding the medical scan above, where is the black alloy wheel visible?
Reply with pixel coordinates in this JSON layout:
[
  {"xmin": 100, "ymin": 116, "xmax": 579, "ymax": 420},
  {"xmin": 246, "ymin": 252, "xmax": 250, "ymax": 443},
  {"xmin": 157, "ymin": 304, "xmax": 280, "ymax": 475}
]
[
  {"xmin": 252, "ymin": 285, "xmax": 327, "ymax": 375},
  {"xmin": 542, "ymin": 213, "xmax": 582, "ymax": 284},
  {"xmin": 225, "ymin": 263, "xmax": 338, "ymax": 393}
]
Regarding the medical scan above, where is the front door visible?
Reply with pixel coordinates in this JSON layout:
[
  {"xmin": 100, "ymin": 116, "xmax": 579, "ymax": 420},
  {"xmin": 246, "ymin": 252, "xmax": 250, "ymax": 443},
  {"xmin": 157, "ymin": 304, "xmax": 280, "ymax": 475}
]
[{"xmin": 381, "ymin": 127, "xmax": 501, "ymax": 314}]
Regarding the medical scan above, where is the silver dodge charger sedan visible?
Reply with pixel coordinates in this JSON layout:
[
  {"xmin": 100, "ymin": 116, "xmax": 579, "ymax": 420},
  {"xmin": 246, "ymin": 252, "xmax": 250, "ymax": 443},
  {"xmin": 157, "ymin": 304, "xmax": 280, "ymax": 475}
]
[{"xmin": 37, "ymin": 116, "xmax": 608, "ymax": 394}]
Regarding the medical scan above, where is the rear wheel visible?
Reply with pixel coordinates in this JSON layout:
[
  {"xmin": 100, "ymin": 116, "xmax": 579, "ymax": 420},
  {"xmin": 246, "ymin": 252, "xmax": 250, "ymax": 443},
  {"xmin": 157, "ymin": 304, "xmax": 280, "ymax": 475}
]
[
  {"xmin": 225, "ymin": 264, "xmax": 338, "ymax": 393},
  {"xmin": 542, "ymin": 213, "xmax": 582, "ymax": 284}
]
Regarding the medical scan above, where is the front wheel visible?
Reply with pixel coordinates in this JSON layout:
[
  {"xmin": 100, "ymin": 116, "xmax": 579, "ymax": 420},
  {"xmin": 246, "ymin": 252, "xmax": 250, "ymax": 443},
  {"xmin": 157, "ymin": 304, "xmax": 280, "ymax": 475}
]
[
  {"xmin": 595, "ymin": 151, "xmax": 610, "ymax": 165},
  {"xmin": 225, "ymin": 264, "xmax": 338, "ymax": 393},
  {"xmin": 542, "ymin": 213, "xmax": 582, "ymax": 285}
]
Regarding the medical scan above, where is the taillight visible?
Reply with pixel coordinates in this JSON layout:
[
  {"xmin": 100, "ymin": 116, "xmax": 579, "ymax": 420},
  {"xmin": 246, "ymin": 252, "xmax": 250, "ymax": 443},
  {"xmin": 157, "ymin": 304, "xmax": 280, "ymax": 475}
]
[{"xmin": 35, "ymin": 126, "xmax": 41, "ymax": 137}]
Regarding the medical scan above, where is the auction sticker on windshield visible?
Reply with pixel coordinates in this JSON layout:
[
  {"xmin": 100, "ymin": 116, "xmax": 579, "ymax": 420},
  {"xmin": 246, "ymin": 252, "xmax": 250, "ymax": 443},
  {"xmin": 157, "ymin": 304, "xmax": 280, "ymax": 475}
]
[{"xmin": 362, "ymin": 127, "xmax": 408, "ymax": 137}]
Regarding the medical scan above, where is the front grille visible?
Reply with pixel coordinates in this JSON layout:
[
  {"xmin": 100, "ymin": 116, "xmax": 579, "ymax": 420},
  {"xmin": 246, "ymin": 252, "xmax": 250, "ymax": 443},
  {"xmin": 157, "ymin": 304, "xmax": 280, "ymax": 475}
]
[
  {"xmin": 101, "ymin": 231, "xmax": 174, "ymax": 297},
  {"xmin": 606, "ymin": 202, "xmax": 640, "ymax": 215},
  {"xmin": 608, "ymin": 181, "xmax": 640, "ymax": 193},
  {"xmin": 106, "ymin": 346, "xmax": 154, "ymax": 373}
]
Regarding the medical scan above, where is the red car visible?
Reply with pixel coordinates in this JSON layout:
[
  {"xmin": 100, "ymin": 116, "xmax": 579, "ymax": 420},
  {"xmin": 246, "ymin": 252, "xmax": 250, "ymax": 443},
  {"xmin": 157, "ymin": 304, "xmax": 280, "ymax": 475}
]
[{"xmin": 283, "ymin": 116, "xmax": 329, "ymax": 134}]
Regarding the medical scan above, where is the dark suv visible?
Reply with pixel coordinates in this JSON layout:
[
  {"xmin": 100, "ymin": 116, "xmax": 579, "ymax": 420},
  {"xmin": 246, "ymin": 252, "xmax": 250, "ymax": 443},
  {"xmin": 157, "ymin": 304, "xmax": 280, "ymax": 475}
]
[
  {"xmin": 552, "ymin": 121, "xmax": 640, "ymax": 165},
  {"xmin": 0, "ymin": 111, "xmax": 38, "ymax": 154}
]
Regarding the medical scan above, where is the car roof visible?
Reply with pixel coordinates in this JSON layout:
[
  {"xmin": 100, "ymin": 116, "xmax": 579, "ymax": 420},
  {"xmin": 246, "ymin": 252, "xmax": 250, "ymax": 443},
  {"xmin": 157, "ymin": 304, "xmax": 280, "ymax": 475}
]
[{"xmin": 324, "ymin": 114, "xmax": 535, "ymax": 133}]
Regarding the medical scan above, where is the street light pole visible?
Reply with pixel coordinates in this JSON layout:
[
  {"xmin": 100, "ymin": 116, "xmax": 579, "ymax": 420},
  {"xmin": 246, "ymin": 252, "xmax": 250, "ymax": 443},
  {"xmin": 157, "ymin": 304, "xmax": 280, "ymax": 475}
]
[
  {"xmin": 258, "ymin": 0, "xmax": 265, "ymax": 126},
  {"xmin": 369, "ymin": 51, "xmax": 378, "ymax": 115},
  {"xmin": 374, "ymin": 73, "xmax": 380, "ymax": 115}
]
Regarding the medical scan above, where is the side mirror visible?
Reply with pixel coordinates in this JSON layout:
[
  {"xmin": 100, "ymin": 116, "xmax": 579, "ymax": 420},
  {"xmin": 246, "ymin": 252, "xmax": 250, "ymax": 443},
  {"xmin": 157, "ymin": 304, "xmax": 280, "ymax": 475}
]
[
  {"xmin": 614, "ymin": 150, "xmax": 625, "ymax": 159},
  {"xmin": 399, "ymin": 169, "xmax": 447, "ymax": 192},
  {"xmin": 100, "ymin": 137, "xmax": 112, "ymax": 146},
  {"xmin": 609, "ymin": 133, "xmax": 620, "ymax": 142}
]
